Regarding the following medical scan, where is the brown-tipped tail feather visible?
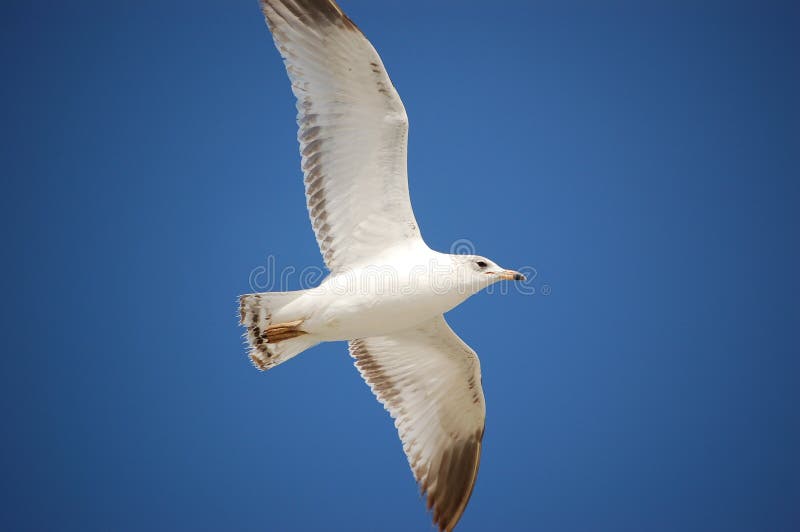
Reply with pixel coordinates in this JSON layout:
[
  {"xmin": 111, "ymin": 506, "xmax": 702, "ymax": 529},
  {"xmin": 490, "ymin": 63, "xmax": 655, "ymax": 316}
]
[{"xmin": 239, "ymin": 292, "xmax": 317, "ymax": 371}]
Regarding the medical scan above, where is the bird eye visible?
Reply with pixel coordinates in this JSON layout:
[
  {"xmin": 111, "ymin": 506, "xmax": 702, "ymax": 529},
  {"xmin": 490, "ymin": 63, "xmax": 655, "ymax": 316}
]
[{"xmin": 476, "ymin": 261, "xmax": 487, "ymax": 268}]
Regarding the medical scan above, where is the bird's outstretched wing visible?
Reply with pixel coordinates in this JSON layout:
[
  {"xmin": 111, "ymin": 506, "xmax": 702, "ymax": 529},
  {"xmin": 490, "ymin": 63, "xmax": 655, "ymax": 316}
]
[
  {"xmin": 349, "ymin": 316, "xmax": 486, "ymax": 532},
  {"xmin": 260, "ymin": 0, "xmax": 422, "ymax": 272}
]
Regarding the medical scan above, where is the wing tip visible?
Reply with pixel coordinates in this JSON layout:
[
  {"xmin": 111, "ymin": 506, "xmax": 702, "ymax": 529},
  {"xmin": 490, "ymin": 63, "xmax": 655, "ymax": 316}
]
[
  {"xmin": 260, "ymin": 0, "xmax": 362, "ymax": 33},
  {"xmin": 424, "ymin": 428, "xmax": 484, "ymax": 532}
]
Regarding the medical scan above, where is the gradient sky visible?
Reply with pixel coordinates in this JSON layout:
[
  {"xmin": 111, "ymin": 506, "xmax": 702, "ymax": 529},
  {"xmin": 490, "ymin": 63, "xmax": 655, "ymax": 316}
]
[{"xmin": 2, "ymin": 1, "xmax": 798, "ymax": 531}]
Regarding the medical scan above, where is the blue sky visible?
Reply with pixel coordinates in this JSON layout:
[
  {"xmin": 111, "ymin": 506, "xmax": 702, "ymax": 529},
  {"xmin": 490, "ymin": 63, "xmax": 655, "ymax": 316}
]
[{"xmin": 2, "ymin": 1, "xmax": 798, "ymax": 531}]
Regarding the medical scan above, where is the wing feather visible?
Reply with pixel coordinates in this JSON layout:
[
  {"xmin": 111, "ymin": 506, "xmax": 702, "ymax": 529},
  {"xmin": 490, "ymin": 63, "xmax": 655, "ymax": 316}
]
[
  {"xmin": 260, "ymin": 0, "xmax": 422, "ymax": 272},
  {"xmin": 350, "ymin": 316, "xmax": 486, "ymax": 531}
]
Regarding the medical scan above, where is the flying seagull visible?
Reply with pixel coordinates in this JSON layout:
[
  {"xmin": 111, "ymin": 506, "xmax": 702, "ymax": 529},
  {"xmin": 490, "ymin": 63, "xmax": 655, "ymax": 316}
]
[{"xmin": 240, "ymin": 1, "xmax": 525, "ymax": 530}]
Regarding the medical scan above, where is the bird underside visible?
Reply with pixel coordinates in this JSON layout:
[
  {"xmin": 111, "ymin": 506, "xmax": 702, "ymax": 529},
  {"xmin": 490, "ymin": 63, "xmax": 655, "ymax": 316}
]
[{"xmin": 245, "ymin": 0, "xmax": 499, "ymax": 529}]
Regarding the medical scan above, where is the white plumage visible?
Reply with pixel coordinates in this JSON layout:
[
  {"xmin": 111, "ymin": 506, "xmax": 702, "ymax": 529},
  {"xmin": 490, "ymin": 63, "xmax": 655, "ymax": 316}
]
[
  {"xmin": 264, "ymin": 0, "xmax": 418, "ymax": 272},
  {"xmin": 240, "ymin": 2, "xmax": 525, "ymax": 530}
]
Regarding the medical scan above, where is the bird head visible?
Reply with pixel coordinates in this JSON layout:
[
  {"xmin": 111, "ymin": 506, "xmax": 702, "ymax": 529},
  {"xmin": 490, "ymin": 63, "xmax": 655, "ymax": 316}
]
[{"xmin": 449, "ymin": 254, "xmax": 526, "ymax": 294}]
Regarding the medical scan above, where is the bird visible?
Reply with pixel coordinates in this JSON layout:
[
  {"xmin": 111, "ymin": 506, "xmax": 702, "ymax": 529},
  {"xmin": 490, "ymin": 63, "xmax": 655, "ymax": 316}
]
[{"xmin": 240, "ymin": 1, "xmax": 525, "ymax": 530}]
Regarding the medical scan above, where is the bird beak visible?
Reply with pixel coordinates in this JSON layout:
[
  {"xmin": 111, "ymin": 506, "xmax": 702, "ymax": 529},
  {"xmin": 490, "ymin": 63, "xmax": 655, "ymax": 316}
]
[{"xmin": 497, "ymin": 270, "xmax": 526, "ymax": 281}]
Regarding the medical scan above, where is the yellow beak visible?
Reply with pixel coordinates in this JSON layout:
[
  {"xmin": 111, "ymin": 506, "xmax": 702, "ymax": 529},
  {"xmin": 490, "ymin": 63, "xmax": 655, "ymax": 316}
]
[{"xmin": 497, "ymin": 270, "xmax": 526, "ymax": 281}]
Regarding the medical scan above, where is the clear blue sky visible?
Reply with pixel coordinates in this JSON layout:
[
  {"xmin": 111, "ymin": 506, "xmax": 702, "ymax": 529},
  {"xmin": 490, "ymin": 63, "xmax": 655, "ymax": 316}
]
[{"xmin": 2, "ymin": 1, "xmax": 798, "ymax": 531}]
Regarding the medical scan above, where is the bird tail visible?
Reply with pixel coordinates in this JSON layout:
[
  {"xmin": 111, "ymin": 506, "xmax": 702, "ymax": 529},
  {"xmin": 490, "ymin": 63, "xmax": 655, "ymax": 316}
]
[{"xmin": 239, "ymin": 290, "xmax": 319, "ymax": 371}]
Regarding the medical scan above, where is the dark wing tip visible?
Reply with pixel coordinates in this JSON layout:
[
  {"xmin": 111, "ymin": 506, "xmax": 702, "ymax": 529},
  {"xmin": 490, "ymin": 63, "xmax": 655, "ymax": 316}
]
[
  {"xmin": 260, "ymin": 0, "xmax": 361, "ymax": 32},
  {"xmin": 425, "ymin": 429, "xmax": 484, "ymax": 532}
]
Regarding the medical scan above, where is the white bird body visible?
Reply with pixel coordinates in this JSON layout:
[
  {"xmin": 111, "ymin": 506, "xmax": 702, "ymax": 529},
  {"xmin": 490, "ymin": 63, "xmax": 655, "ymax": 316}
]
[
  {"xmin": 239, "ymin": 1, "xmax": 525, "ymax": 530},
  {"xmin": 276, "ymin": 250, "xmax": 479, "ymax": 341}
]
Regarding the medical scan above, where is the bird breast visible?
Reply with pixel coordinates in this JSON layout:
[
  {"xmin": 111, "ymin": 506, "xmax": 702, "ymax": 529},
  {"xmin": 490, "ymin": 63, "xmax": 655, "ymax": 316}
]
[{"xmin": 301, "ymin": 263, "xmax": 467, "ymax": 340}]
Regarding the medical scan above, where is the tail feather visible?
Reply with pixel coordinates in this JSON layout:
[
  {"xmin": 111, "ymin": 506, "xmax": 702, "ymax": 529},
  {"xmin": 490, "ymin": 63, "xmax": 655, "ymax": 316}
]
[{"xmin": 239, "ymin": 291, "xmax": 319, "ymax": 371}]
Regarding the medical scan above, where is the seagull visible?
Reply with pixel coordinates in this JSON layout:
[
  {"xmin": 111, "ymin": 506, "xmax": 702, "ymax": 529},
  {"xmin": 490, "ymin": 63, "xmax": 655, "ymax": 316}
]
[{"xmin": 240, "ymin": 1, "xmax": 525, "ymax": 530}]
